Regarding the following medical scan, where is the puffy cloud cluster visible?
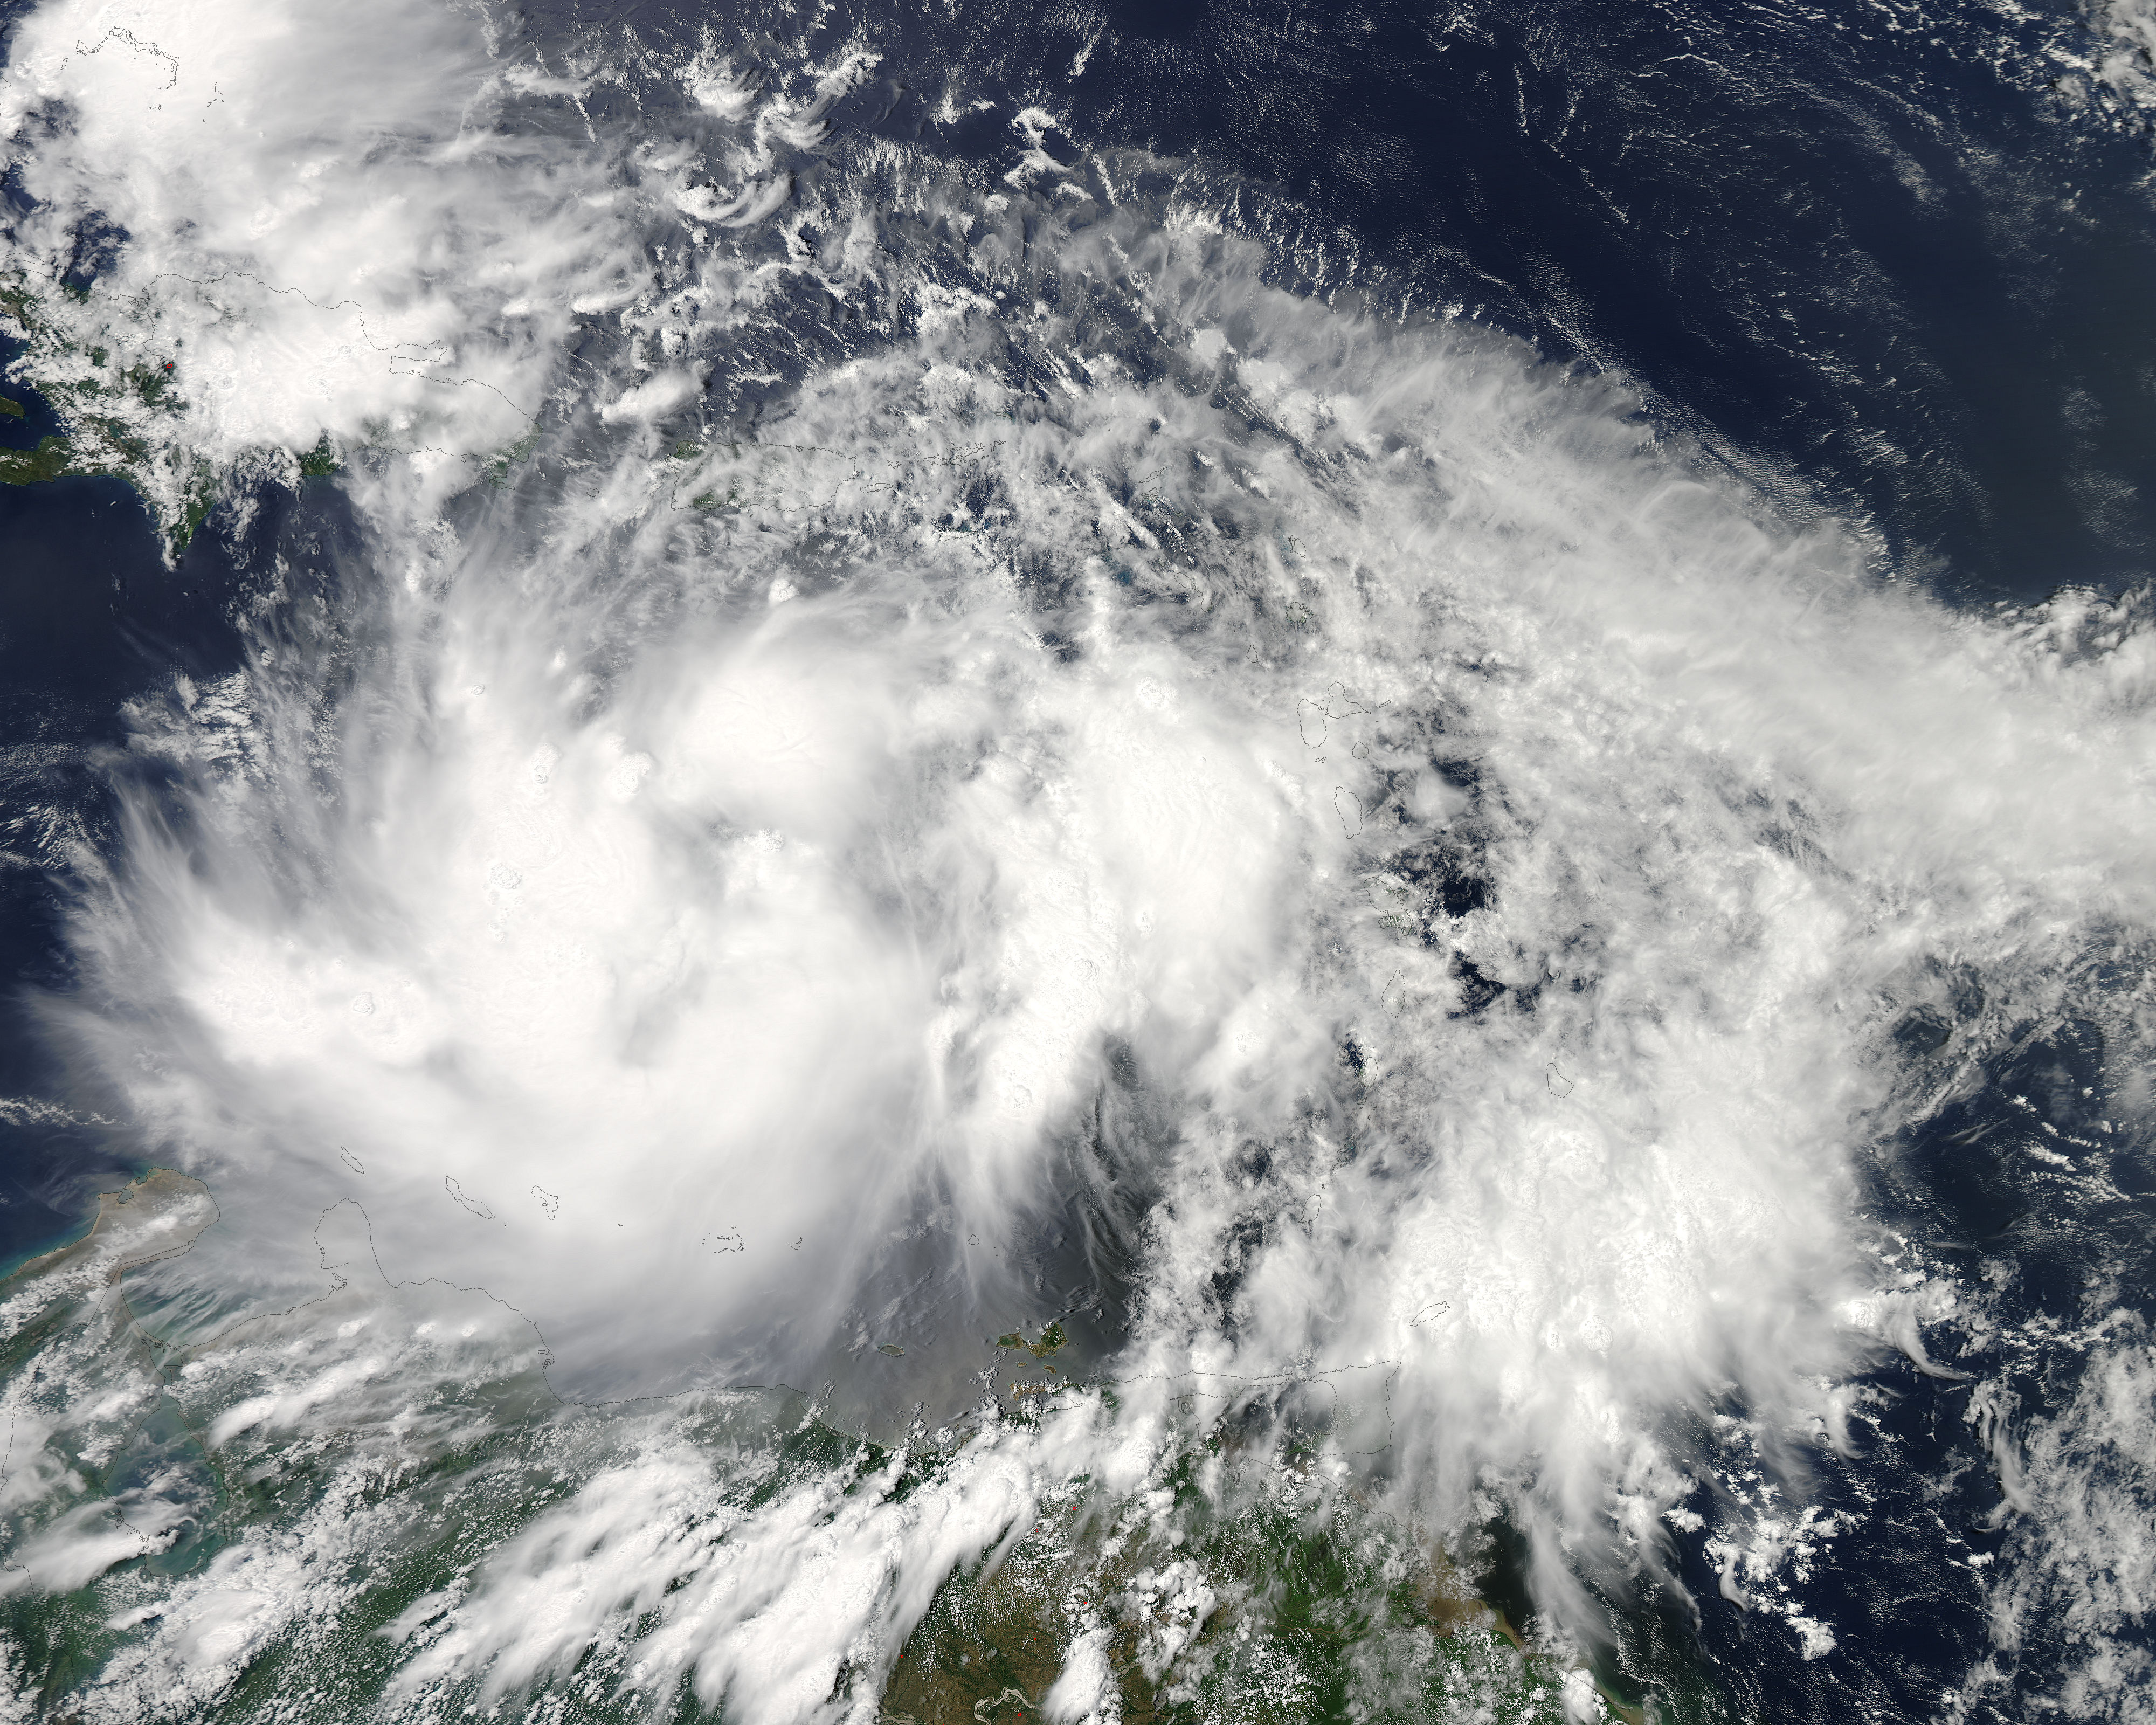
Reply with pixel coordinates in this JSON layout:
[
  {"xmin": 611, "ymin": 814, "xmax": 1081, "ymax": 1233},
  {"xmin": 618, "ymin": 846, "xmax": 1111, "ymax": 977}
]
[{"xmin": 4, "ymin": 0, "xmax": 2155, "ymax": 1713}]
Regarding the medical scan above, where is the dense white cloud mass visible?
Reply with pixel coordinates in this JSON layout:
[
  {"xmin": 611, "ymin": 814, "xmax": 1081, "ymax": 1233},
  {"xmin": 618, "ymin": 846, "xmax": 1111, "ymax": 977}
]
[
  {"xmin": 3, "ymin": 1, "xmax": 2154, "ymax": 1720},
  {"xmin": 0, "ymin": 0, "xmax": 620, "ymax": 538}
]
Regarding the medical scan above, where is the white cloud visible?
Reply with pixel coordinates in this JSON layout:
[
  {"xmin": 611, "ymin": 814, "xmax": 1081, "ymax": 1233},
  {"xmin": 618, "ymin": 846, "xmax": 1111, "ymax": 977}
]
[
  {"xmin": 0, "ymin": 0, "xmax": 620, "ymax": 481},
  {"xmin": 599, "ymin": 368, "xmax": 703, "ymax": 424},
  {"xmin": 3, "ymin": 3, "xmax": 2153, "ymax": 1710}
]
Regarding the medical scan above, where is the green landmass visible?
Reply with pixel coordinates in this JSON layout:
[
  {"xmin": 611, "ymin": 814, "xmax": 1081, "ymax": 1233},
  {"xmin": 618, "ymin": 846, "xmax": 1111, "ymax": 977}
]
[
  {"xmin": 0, "ymin": 435, "xmax": 76, "ymax": 484},
  {"xmin": 882, "ymin": 1445, "xmax": 1630, "ymax": 1725},
  {"xmin": 483, "ymin": 427, "xmax": 541, "ymax": 487},
  {"xmin": 298, "ymin": 432, "xmax": 341, "ymax": 477},
  {"xmin": 0, "ymin": 272, "xmax": 224, "ymax": 556},
  {"xmin": 0, "ymin": 423, "xmax": 217, "ymax": 555},
  {"xmin": 996, "ymin": 1321, "xmax": 1068, "ymax": 1358},
  {"xmin": 0, "ymin": 273, "xmax": 363, "ymax": 556},
  {"xmin": 0, "ymin": 1177, "xmax": 1733, "ymax": 1725}
]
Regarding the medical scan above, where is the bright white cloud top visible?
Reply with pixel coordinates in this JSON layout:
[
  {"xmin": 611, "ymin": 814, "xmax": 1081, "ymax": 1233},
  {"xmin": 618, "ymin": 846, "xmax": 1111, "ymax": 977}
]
[{"xmin": 2, "ymin": 1, "xmax": 2153, "ymax": 1721}]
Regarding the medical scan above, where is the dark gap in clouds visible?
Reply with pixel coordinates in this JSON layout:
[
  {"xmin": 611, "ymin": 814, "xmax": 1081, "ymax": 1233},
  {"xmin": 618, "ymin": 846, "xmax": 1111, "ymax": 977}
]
[{"xmin": 710, "ymin": 0, "xmax": 2156, "ymax": 600}]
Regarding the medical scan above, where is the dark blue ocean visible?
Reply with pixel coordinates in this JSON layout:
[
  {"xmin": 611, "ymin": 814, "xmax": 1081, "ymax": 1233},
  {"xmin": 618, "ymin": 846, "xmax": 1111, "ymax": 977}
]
[
  {"xmin": 2, "ymin": 1, "xmax": 2151, "ymax": 1718},
  {"xmin": 0, "ymin": 374, "xmax": 223, "ymax": 1261}
]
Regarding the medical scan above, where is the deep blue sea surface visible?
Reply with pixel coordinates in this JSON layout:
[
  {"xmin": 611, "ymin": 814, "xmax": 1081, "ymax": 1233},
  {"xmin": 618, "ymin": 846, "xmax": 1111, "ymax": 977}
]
[
  {"xmin": 1, "ymin": 2, "xmax": 2151, "ymax": 1717},
  {"xmin": 0, "ymin": 351, "xmax": 243, "ymax": 1266},
  {"xmin": 624, "ymin": 0, "xmax": 2156, "ymax": 598}
]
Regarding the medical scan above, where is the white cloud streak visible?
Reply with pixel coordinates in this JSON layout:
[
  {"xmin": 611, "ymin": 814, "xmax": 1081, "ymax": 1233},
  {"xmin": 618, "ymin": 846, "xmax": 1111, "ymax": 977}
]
[{"xmin": 3, "ymin": 1, "xmax": 2154, "ymax": 1714}]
